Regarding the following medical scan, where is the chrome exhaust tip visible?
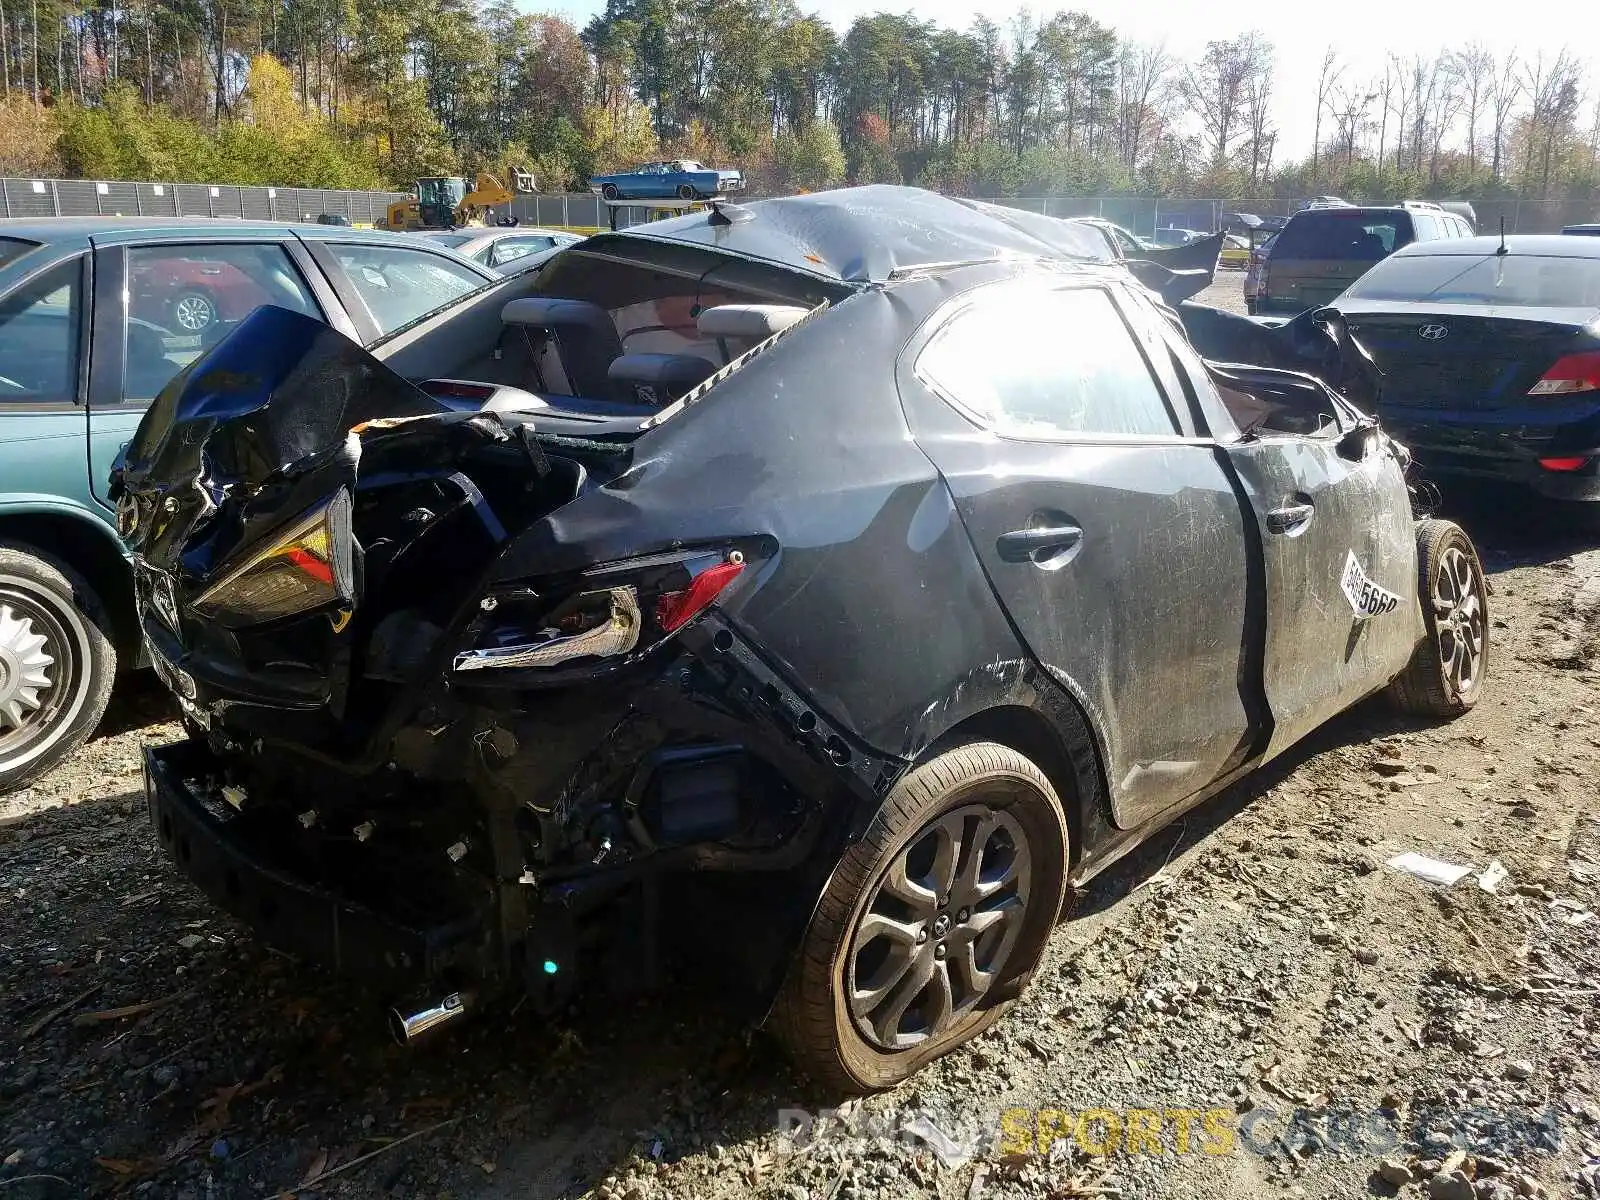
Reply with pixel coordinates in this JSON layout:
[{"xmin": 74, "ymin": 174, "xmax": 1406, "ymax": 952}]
[{"xmin": 388, "ymin": 990, "xmax": 474, "ymax": 1045}]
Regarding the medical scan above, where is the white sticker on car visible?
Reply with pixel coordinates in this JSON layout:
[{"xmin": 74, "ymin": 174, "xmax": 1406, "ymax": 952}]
[{"xmin": 1341, "ymin": 550, "xmax": 1402, "ymax": 620}]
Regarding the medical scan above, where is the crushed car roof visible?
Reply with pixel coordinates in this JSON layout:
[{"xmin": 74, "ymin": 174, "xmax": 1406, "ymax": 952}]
[{"xmin": 596, "ymin": 185, "xmax": 1112, "ymax": 285}]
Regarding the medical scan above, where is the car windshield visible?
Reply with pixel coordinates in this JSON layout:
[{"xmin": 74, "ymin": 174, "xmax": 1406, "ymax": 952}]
[
  {"xmin": 1343, "ymin": 253, "xmax": 1600, "ymax": 309},
  {"xmin": 1274, "ymin": 212, "xmax": 1405, "ymax": 261},
  {"xmin": 0, "ymin": 238, "xmax": 40, "ymax": 270}
]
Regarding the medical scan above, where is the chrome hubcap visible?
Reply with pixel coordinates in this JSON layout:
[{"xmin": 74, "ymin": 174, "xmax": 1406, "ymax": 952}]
[
  {"xmin": 0, "ymin": 603, "xmax": 55, "ymax": 732},
  {"xmin": 847, "ymin": 803, "xmax": 1032, "ymax": 1051},
  {"xmin": 174, "ymin": 295, "xmax": 213, "ymax": 331},
  {"xmin": 1432, "ymin": 546, "xmax": 1484, "ymax": 694}
]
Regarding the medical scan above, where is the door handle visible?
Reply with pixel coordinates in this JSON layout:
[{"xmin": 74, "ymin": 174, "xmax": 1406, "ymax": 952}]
[
  {"xmin": 1266, "ymin": 502, "xmax": 1315, "ymax": 535},
  {"xmin": 996, "ymin": 525, "xmax": 1083, "ymax": 564}
]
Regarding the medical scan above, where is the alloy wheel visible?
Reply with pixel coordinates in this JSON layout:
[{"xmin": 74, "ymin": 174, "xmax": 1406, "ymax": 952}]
[
  {"xmin": 1432, "ymin": 545, "xmax": 1485, "ymax": 696},
  {"xmin": 0, "ymin": 596, "xmax": 66, "ymax": 767},
  {"xmin": 173, "ymin": 292, "xmax": 216, "ymax": 333},
  {"xmin": 846, "ymin": 803, "xmax": 1032, "ymax": 1051}
]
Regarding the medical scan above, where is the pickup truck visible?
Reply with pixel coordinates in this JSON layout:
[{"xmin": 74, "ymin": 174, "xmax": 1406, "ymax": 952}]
[{"xmin": 588, "ymin": 160, "xmax": 745, "ymax": 202}]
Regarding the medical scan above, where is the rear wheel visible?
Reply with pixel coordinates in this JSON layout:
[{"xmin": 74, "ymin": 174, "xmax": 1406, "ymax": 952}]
[
  {"xmin": 601, "ymin": 184, "xmax": 620, "ymax": 202},
  {"xmin": 0, "ymin": 546, "xmax": 117, "ymax": 793},
  {"xmin": 676, "ymin": 184, "xmax": 697, "ymax": 201},
  {"xmin": 773, "ymin": 742, "xmax": 1068, "ymax": 1092},
  {"xmin": 1388, "ymin": 519, "xmax": 1488, "ymax": 717}
]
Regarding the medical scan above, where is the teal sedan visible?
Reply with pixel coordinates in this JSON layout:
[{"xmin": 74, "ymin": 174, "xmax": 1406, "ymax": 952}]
[{"xmin": 0, "ymin": 217, "xmax": 498, "ymax": 792}]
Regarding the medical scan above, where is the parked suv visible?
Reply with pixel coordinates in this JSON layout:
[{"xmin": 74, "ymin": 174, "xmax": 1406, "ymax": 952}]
[{"xmin": 1251, "ymin": 201, "xmax": 1475, "ymax": 316}]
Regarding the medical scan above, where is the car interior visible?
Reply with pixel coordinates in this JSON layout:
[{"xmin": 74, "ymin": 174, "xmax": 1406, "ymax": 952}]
[{"xmin": 374, "ymin": 240, "xmax": 847, "ymax": 427}]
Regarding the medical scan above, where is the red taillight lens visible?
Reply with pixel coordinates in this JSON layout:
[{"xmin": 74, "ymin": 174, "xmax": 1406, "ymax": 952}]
[
  {"xmin": 1538, "ymin": 456, "xmax": 1591, "ymax": 472},
  {"xmin": 1528, "ymin": 352, "xmax": 1600, "ymax": 396},
  {"xmin": 656, "ymin": 559, "xmax": 745, "ymax": 632}
]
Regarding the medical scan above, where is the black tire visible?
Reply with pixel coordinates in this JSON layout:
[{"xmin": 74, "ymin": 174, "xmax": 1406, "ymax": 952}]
[
  {"xmin": 0, "ymin": 545, "xmax": 117, "ymax": 793},
  {"xmin": 772, "ymin": 742, "xmax": 1069, "ymax": 1093},
  {"xmin": 676, "ymin": 184, "xmax": 697, "ymax": 201},
  {"xmin": 169, "ymin": 289, "xmax": 217, "ymax": 334},
  {"xmin": 1388, "ymin": 519, "xmax": 1488, "ymax": 717},
  {"xmin": 601, "ymin": 184, "xmax": 620, "ymax": 202}
]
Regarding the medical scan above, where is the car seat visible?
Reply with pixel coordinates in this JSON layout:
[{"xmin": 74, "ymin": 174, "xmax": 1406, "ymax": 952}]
[
  {"xmin": 1354, "ymin": 231, "xmax": 1387, "ymax": 259},
  {"xmin": 499, "ymin": 297, "xmax": 624, "ymax": 399},
  {"xmin": 607, "ymin": 353, "xmax": 717, "ymax": 407},
  {"xmin": 695, "ymin": 303, "xmax": 810, "ymax": 362}
]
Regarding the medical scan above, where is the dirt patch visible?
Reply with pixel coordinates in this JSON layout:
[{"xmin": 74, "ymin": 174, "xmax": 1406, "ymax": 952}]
[{"xmin": 3, "ymin": 275, "xmax": 1598, "ymax": 1200}]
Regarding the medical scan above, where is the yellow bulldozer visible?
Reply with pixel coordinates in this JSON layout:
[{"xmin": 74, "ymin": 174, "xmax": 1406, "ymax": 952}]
[{"xmin": 383, "ymin": 168, "xmax": 536, "ymax": 231}]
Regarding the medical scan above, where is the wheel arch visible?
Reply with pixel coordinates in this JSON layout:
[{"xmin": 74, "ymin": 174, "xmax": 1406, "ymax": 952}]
[
  {"xmin": 914, "ymin": 696, "xmax": 1112, "ymax": 873},
  {"xmin": 0, "ymin": 506, "xmax": 137, "ymax": 661}
]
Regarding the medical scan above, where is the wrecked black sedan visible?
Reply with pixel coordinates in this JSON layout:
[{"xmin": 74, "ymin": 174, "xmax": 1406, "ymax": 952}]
[{"xmin": 115, "ymin": 186, "xmax": 1489, "ymax": 1093}]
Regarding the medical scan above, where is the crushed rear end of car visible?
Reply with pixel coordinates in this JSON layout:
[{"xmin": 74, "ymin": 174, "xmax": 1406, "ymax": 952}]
[{"xmin": 115, "ymin": 300, "xmax": 880, "ymax": 1036}]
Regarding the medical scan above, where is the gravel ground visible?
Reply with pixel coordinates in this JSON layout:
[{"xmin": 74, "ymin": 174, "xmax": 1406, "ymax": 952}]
[{"xmin": 3, "ymin": 275, "xmax": 1599, "ymax": 1200}]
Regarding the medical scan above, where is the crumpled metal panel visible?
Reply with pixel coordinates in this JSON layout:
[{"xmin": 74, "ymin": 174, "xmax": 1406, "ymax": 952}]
[
  {"xmin": 117, "ymin": 306, "xmax": 446, "ymax": 574},
  {"xmin": 601, "ymin": 185, "xmax": 1115, "ymax": 284}
]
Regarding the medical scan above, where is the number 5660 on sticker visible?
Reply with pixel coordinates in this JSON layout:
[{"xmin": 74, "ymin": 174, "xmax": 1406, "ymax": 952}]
[{"xmin": 1340, "ymin": 550, "xmax": 1401, "ymax": 619}]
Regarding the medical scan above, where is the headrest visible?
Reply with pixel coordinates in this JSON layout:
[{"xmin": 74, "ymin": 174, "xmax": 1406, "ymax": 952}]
[
  {"xmin": 501, "ymin": 297, "xmax": 613, "ymax": 332},
  {"xmin": 608, "ymin": 353, "xmax": 716, "ymax": 407},
  {"xmin": 607, "ymin": 353, "xmax": 717, "ymax": 390},
  {"xmin": 696, "ymin": 303, "xmax": 809, "ymax": 340}
]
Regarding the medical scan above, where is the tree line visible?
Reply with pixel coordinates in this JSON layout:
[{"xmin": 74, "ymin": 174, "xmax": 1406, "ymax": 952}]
[{"xmin": 0, "ymin": 0, "xmax": 1596, "ymax": 204}]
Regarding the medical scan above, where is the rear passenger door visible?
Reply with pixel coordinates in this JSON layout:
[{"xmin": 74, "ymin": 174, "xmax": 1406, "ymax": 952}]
[{"xmin": 899, "ymin": 277, "xmax": 1262, "ymax": 828}]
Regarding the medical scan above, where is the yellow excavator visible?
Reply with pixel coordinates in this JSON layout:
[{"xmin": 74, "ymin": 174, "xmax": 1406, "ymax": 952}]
[{"xmin": 383, "ymin": 168, "xmax": 535, "ymax": 231}]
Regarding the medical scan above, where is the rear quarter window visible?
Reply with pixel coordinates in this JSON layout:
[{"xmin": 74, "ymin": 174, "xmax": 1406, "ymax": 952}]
[
  {"xmin": 1273, "ymin": 212, "xmax": 1410, "ymax": 262},
  {"xmin": 0, "ymin": 238, "xmax": 41, "ymax": 270}
]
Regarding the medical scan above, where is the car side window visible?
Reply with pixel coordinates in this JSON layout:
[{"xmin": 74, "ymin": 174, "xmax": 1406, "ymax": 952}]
[
  {"xmin": 123, "ymin": 243, "xmax": 321, "ymax": 404},
  {"xmin": 1410, "ymin": 213, "xmax": 1440, "ymax": 241},
  {"xmin": 331, "ymin": 245, "xmax": 486, "ymax": 336},
  {"xmin": 917, "ymin": 285, "xmax": 1181, "ymax": 439},
  {"xmin": 490, "ymin": 236, "xmax": 555, "ymax": 266},
  {"xmin": 0, "ymin": 257, "xmax": 83, "ymax": 405}
]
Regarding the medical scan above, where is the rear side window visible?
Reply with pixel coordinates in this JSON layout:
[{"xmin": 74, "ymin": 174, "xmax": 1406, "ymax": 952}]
[
  {"xmin": 1343, "ymin": 253, "xmax": 1600, "ymax": 309},
  {"xmin": 489, "ymin": 235, "xmax": 557, "ymax": 266},
  {"xmin": 333, "ymin": 244, "xmax": 487, "ymax": 335},
  {"xmin": 917, "ymin": 285, "xmax": 1180, "ymax": 439},
  {"xmin": 1411, "ymin": 213, "xmax": 1441, "ymax": 240},
  {"xmin": 0, "ymin": 238, "xmax": 40, "ymax": 271},
  {"xmin": 0, "ymin": 257, "xmax": 83, "ymax": 405},
  {"xmin": 1273, "ymin": 212, "xmax": 1408, "ymax": 262},
  {"xmin": 124, "ymin": 242, "xmax": 322, "ymax": 403}
]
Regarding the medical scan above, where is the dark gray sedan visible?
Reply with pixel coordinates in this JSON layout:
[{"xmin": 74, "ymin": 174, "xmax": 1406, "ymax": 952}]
[{"xmin": 117, "ymin": 186, "xmax": 1489, "ymax": 1092}]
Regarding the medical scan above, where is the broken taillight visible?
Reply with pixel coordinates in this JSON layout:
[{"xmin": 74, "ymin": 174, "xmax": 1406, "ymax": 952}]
[
  {"xmin": 656, "ymin": 558, "xmax": 745, "ymax": 632},
  {"xmin": 455, "ymin": 548, "xmax": 752, "ymax": 676},
  {"xmin": 1528, "ymin": 351, "xmax": 1600, "ymax": 396},
  {"xmin": 192, "ymin": 490, "xmax": 355, "ymax": 628}
]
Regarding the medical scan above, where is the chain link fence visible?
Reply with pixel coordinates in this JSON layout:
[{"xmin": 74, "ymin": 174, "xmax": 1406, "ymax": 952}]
[
  {"xmin": 982, "ymin": 196, "xmax": 1600, "ymax": 238},
  {"xmin": 6, "ymin": 177, "xmax": 1596, "ymax": 236},
  {"xmin": 0, "ymin": 176, "xmax": 410, "ymax": 223}
]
